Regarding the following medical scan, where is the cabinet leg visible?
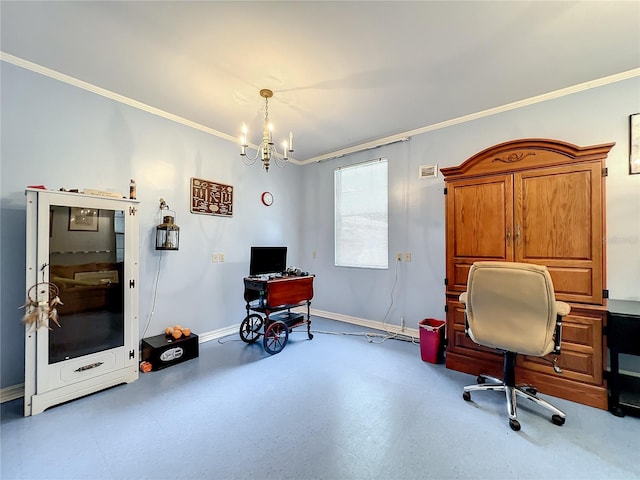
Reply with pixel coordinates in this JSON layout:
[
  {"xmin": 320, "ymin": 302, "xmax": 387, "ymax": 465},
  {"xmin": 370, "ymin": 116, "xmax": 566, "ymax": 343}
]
[{"xmin": 611, "ymin": 405, "xmax": 626, "ymax": 417}]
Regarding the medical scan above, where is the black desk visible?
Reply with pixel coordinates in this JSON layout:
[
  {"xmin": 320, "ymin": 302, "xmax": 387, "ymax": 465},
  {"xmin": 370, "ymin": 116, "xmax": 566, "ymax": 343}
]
[{"xmin": 608, "ymin": 300, "xmax": 640, "ymax": 417}]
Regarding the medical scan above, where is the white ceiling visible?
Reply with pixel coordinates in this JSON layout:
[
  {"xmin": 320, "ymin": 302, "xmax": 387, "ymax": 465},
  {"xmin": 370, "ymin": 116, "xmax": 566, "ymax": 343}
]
[{"xmin": 2, "ymin": 1, "xmax": 639, "ymax": 163}]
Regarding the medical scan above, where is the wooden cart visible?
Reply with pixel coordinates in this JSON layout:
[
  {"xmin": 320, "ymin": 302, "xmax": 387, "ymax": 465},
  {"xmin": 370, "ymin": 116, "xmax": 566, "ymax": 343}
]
[{"xmin": 240, "ymin": 275, "xmax": 314, "ymax": 354}]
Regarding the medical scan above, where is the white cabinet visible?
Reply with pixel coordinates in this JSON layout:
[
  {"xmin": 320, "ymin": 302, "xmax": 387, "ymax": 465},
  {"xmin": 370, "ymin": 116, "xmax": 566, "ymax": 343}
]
[{"xmin": 24, "ymin": 189, "xmax": 139, "ymax": 415}]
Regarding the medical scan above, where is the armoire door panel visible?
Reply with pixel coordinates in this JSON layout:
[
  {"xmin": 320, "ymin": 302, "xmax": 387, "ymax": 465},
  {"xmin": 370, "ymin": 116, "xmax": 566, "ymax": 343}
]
[
  {"xmin": 514, "ymin": 162, "xmax": 602, "ymax": 304},
  {"xmin": 451, "ymin": 178, "xmax": 511, "ymax": 258},
  {"xmin": 451, "ymin": 329, "xmax": 500, "ymax": 357},
  {"xmin": 546, "ymin": 266, "xmax": 593, "ymax": 297},
  {"xmin": 452, "ymin": 263, "xmax": 472, "ymax": 291},
  {"xmin": 559, "ymin": 312, "xmax": 602, "ymax": 349},
  {"xmin": 519, "ymin": 311, "xmax": 603, "ymax": 385},
  {"xmin": 516, "ymin": 169, "xmax": 593, "ymax": 260},
  {"xmin": 446, "ymin": 175, "xmax": 513, "ymax": 289},
  {"xmin": 449, "ymin": 299, "xmax": 466, "ymax": 327},
  {"xmin": 520, "ymin": 351, "xmax": 598, "ymax": 384}
]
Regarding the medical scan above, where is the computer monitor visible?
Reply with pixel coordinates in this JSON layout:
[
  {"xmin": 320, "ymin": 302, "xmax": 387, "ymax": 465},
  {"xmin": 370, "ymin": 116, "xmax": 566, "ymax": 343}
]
[{"xmin": 249, "ymin": 246, "xmax": 287, "ymax": 276}]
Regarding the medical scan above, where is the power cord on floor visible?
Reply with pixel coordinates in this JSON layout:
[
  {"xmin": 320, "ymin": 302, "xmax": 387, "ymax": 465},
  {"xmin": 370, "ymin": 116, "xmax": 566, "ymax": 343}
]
[
  {"xmin": 214, "ymin": 324, "xmax": 418, "ymax": 346},
  {"xmin": 217, "ymin": 335, "xmax": 243, "ymax": 344},
  {"xmin": 308, "ymin": 328, "xmax": 417, "ymax": 344}
]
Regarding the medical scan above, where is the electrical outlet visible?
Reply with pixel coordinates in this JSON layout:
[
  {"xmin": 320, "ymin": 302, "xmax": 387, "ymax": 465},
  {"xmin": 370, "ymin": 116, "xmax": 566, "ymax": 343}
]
[
  {"xmin": 219, "ymin": 253, "xmax": 225, "ymax": 262},
  {"xmin": 212, "ymin": 253, "xmax": 219, "ymax": 263},
  {"xmin": 312, "ymin": 251, "xmax": 317, "ymax": 259},
  {"xmin": 396, "ymin": 252, "xmax": 402, "ymax": 262},
  {"xmin": 405, "ymin": 252, "xmax": 412, "ymax": 262}
]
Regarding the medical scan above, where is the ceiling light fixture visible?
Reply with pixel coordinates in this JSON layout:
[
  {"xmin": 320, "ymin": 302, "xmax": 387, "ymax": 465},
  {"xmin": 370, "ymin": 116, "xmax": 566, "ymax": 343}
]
[{"xmin": 240, "ymin": 89, "xmax": 293, "ymax": 172}]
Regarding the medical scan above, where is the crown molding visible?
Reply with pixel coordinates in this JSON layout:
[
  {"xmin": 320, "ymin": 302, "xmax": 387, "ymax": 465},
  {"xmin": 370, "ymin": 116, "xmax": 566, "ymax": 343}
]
[
  {"xmin": 1, "ymin": 51, "xmax": 304, "ymax": 165},
  {"xmin": 2, "ymin": 51, "xmax": 638, "ymax": 166},
  {"xmin": 302, "ymin": 68, "xmax": 640, "ymax": 165}
]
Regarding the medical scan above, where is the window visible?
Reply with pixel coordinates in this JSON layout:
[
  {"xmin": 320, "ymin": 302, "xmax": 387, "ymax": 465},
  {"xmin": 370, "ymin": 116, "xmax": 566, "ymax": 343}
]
[{"xmin": 334, "ymin": 158, "xmax": 388, "ymax": 269}]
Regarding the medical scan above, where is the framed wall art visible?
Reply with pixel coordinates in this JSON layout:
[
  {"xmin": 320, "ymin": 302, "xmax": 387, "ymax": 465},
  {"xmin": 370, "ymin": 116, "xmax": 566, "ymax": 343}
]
[
  {"xmin": 68, "ymin": 207, "xmax": 99, "ymax": 231},
  {"xmin": 630, "ymin": 113, "xmax": 640, "ymax": 175},
  {"xmin": 190, "ymin": 177, "xmax": 233, "ymax": 217}
]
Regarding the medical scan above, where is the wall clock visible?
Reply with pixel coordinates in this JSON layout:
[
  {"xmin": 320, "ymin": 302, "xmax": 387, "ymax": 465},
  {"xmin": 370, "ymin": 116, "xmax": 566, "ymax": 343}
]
[{"xmin": 261, "ymin": 191, "xmax": 273, "ymax": 206}]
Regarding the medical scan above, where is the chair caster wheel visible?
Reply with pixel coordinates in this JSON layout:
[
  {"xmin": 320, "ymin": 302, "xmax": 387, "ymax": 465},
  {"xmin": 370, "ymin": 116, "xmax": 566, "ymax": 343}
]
[
  {"xmin": 509, "ymin": 419, "xmax": 521, "ymax": 431},
  {"xmin": 463, "ymin": 391, "xmax": 471, "ymax": 402},
  {"xmin": 476, "ymin": 375, "xmax": 485, "ymax": 384},
  {"xmin": 552, "ymin": 414, "xmax": 565, "ymax": 426}
]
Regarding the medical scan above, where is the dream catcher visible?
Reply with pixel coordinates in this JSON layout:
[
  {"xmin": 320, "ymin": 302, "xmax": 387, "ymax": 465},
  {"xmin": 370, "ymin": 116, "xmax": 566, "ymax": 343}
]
[{"xmin": 21, "ymin": 273, "xmax": 64, "ymax": 331}]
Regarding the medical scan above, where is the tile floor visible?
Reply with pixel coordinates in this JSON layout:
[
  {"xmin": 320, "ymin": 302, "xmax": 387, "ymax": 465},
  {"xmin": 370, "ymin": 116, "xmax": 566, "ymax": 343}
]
[{"xmin": 2, "ymin": 317, "xmax": 639, "ymax": 479}]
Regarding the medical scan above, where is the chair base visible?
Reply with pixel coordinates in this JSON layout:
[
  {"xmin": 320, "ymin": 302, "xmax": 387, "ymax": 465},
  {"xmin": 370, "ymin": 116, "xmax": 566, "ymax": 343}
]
[{"xmin": 462, "ymin": 352, "xmax": 566, "ymax": 431}]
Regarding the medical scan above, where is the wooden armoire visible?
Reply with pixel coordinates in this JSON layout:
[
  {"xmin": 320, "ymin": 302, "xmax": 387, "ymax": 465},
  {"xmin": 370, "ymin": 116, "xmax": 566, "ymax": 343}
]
[{"xmin": 440, "ymin": 138, "xmax": 614, "ymax": 410}]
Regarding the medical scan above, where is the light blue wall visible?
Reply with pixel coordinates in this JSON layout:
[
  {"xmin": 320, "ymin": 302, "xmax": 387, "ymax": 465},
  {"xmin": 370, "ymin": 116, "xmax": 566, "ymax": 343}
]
[
  {"xmin": 1, "ymin": 63, "xmax": 305, "ymax": 388},
  {"xmin": 302, "ymin": 78, "xmax": 640, "ymax": 326},
  {"xmin": 2, "ymin": 61, "xmax": 639, "ymax": 390}
]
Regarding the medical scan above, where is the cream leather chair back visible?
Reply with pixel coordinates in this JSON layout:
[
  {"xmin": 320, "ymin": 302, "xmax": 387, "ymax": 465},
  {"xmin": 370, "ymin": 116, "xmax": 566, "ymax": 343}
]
[{"xmin": 465, "ymin": 261, "xmax": 559, "ymax": 356}]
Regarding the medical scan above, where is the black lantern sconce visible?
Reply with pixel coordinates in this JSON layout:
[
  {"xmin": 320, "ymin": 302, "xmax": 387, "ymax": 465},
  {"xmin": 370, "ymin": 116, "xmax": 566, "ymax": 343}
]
[{"xmin": 155, "ymin": 199, "xmax": 180, "ymax": 251}]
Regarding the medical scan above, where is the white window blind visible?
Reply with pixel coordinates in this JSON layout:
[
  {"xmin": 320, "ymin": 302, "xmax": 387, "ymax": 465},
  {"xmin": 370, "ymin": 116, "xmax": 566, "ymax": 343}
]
[{"xmin": 334, "ymin": 158, "xmax": 388, "ymax": 269}]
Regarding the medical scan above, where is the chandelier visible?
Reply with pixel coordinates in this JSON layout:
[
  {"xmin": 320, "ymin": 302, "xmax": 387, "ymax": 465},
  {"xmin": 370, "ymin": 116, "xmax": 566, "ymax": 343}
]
[{"xmin": 240, "ymin": 89, "xmax": 293, "ymax": 172}]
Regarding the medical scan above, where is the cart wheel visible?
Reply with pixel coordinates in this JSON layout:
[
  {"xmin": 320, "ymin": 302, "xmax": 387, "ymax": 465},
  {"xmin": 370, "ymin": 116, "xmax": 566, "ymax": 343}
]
[
  {"xmin": 263, "ymin": 320, "xmax": 289, "ymax": 355},
  {"xmin": 239, "ymin": 314, "xmax": 263, "ymax": 343}
]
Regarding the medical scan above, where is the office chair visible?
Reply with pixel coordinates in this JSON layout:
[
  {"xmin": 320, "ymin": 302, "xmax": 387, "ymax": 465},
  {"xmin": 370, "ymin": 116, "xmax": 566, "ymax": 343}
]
[{"xmin": 459, "ymin": 261, "xmax": 570, "ymax": 431}]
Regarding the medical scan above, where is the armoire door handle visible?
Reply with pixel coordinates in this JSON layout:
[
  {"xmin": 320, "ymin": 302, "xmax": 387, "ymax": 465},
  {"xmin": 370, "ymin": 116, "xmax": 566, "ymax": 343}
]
[
  {"xmin": 515, "ymin": 224, "xmax": 521, "ymax": 246},
  {"xmin": 506, "ymin": 226, "xmax": 511, "ymax": 246}
]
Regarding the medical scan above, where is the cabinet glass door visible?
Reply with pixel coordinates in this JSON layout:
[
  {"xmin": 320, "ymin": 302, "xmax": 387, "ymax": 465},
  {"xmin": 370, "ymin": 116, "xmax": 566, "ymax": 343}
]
[{"xmin": 48, "ymin": 205, "xmax": 124, "ymax": 363}]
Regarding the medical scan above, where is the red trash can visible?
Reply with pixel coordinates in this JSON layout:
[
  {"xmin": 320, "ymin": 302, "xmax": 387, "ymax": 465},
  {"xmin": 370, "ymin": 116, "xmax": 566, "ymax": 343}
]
[{"xmin": 419, "ymin": 319, "xmax": 445, "ymax": 363}]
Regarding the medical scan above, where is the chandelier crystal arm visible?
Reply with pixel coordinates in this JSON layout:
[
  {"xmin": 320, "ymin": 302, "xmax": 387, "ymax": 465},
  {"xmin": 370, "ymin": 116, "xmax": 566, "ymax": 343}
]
[
  {"xmin": 240, "ymin": 139, "xmax": 290, "ymax": 164},
  {"xmin": 240, "ymin": 88, "xmax": 294, "ymax": 172}
]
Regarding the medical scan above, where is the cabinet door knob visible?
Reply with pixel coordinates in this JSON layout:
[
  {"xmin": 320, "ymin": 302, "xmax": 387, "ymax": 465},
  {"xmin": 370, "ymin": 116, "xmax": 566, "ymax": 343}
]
[
  {"xmin": 516, "ymin": 224, "xmax": 521, "ymax": 246},
  {"xmin": 506, "ymin": 226, "xmax": 511, "ymax": 246}
]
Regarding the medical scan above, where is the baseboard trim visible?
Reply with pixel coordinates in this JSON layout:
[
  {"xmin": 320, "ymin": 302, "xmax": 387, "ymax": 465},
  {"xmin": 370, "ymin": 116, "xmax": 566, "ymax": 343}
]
[
  {"xmin": 195, "ymin": 309, "xmax": 420, "ymax": 344},
  {"xmin": 197, "ymin": 324, "xmax": 238, "ymax": 344},
  {"xmin": 9, "ymin": 310, "xmax": 636, "ymax": 403},
  {"xmin": 304, "ymin": 307, "xmax": 420, "ymax": 339},
  {"xmin": 1, "ymin": 383, "xmax": 24, "ymax": 403}
]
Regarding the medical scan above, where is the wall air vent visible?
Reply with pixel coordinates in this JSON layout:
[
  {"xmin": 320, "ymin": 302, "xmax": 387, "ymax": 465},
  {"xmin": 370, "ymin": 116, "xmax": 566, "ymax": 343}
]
[{"xmin": 418, "ymin": 164, "xmax": 438, "ymax": 179}]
